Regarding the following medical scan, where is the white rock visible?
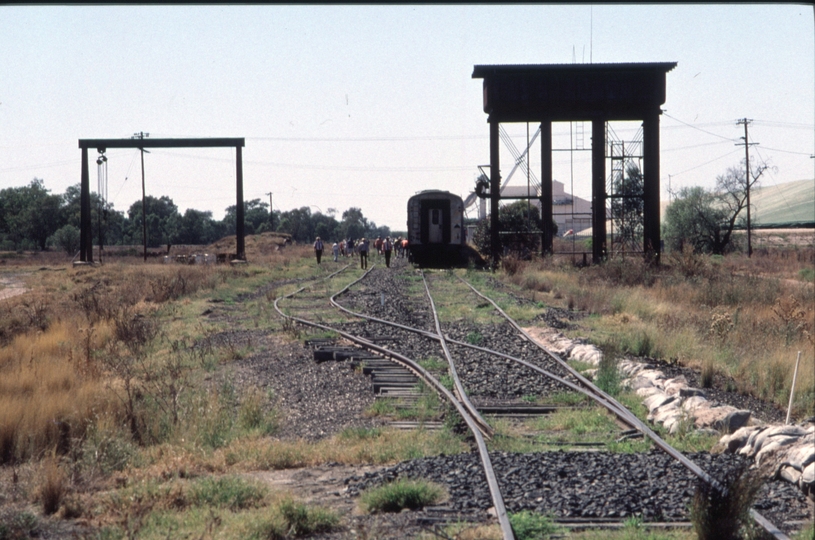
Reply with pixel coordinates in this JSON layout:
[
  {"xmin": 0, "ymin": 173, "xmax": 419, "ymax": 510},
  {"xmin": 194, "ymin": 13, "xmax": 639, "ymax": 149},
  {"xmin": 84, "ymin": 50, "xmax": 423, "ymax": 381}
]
[
  {"xmin": 570, "ymin": 344, "xmax": 603, "ymax": 365},
  {"xmin": 627, "ymin": 377, "xmax": 655, "ymax": 391},
  {"xmin": 682, "ymin": 396, "xmax": 709, "ymax": 413},
  {"xmin": 755, "ymin": 437, "xmax": 800, "ymax": 466},
  {"xmin": 663, "ymin": 376, "xmax": 689, "ymax": 396},
  {"xmin": 801, "ymin": 462, "xmax": 815, "ymax": 485},
  {"xmin": 643, "ymin": 393, "xmax": 674, "ymax": 413},
  {"xmin": 752, "ymin": 425, "xmax": 808, "ymax": 452},
  {"xmin": 636, "ymin": 386, "xmax": 663, "ymax": 398}
]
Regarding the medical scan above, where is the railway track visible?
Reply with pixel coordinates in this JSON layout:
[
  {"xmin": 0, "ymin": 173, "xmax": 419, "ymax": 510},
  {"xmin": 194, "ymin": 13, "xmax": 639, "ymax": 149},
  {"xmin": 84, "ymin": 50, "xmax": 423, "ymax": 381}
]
[{"xmin": 273, "ymin": 260, "xmax": 799, "ymax": 539}]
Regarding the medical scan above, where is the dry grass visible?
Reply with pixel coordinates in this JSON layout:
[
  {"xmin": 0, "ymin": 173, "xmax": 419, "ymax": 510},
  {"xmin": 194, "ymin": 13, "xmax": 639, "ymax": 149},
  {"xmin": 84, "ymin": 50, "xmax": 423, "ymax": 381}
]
[
  {"xmin": 505, "ymin": 248, "xmax": 815, "ymax": 417},
  {"xmin": 37, "ymin": 456, "xmax": 68, "ymax": 515},
  {"xmin": 0, "ymin": 247, "xmax": 312, "ymax": 464},
  {"xmin": 0, "ymin": 320, "xmax": 121, "ymax": 463}
]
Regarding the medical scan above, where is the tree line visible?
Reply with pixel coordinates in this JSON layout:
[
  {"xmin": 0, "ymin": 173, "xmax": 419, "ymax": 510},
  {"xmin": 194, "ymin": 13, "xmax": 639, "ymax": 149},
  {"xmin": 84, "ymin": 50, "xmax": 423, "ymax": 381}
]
[{"xmin": 0, "ymin": 179, "xmax": 393, "ymax": 254}]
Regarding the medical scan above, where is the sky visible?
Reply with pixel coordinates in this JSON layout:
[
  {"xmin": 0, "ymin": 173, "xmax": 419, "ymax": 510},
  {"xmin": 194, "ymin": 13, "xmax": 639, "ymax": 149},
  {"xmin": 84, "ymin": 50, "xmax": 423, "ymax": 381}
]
[{"xmin": 1, "ymin": 4, "xmax": 813, "ymax": 232}]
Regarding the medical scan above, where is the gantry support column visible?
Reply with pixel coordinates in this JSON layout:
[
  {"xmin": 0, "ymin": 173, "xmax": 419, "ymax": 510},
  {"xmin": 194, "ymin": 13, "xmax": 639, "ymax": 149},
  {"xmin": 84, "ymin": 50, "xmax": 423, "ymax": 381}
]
[
  {"xmin": 236, "ymin": 146, "xmax": 246, "ymax": 260},
  {"xmin": 540, "ymin": 120, "xmax": 553, "ymax": 255},
  {"xmin": 489, "ymin": 119, "xmax": 501, "ymax": 269},
  {"xmin": 591, "ymin": 119, "xmax": 607, "ymax": 264},
  {"xmin": 80, "ymin": 147, "xmax": 93, "ymax": 263},
  {"xmin": 642, "ymin": 110, "xmax": 661, "ymax": 264}
]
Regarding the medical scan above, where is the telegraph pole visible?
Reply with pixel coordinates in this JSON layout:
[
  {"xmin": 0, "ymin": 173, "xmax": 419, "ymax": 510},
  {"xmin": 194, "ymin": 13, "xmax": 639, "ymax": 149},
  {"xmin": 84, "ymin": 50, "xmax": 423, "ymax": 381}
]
[
  {"xmin": 133, "ymin": 131, "xmax": 150, "ymax": 261},
  {"xmin": 736, "ymin": 119, "xmax": 755, "ymax": 257},
  {"xmin": 266, "ymin": 192, "xmax": 274, "ymax": 231}
]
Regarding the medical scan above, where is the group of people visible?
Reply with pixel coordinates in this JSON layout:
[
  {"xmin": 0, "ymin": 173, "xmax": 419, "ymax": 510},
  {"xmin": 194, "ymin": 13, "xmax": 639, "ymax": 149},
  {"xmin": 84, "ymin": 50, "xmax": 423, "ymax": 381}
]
[{"xmin": 313, "ymin": 235, "xmax": 409, "ymax": 269}]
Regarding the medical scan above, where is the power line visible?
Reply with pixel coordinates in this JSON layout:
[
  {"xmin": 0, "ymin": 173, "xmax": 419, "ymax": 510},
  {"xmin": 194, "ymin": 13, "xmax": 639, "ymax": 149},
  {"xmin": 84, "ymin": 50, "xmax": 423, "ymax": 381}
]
[
  {"xmin": 663, "ymin": 113, "xmax": 739, "ymax": 141},
  {"xmin": 669, "ymin": 148, "xmax": 742, "ymax": 177},
  {"xmin": 750, "ymin": 145, "xmax": 812, "ymax": 156}
]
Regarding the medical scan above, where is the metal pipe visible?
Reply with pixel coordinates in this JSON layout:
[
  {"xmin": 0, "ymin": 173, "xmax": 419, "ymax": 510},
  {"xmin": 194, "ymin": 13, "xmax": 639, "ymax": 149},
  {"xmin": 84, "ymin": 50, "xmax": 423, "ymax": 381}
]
[{"xmin": 785, "ymin": 351, "xmax": 802, "ymax": 425}]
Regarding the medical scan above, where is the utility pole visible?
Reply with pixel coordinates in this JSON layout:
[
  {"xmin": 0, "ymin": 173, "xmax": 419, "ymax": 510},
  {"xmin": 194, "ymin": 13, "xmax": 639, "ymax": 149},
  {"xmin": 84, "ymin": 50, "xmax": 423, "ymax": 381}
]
[
  {"xmin": 736, "ymin": 119, "xmax": 756, "ymax": 257},
  {"xmin": 133, "ymin": 131, "xmax": 150, "ymax": 261},
  {"xmin": 266, "ymin": 192, "xmax": 274, "ymax": 231}
]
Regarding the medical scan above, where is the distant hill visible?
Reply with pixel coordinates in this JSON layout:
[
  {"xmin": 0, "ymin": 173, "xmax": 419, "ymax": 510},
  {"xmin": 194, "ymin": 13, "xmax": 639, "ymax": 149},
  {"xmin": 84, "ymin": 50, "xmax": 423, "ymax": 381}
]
[
  {"xmin": 749, "ymin": 178, "xmax": 814, "ymax": 228},
  {"xmin": 659, "ymin": 178, "xmax": 814, "ymax": 229}
]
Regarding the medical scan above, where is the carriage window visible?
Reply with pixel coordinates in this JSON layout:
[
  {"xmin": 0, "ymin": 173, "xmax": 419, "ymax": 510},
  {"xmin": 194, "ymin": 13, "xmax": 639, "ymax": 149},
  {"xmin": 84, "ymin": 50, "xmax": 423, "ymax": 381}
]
[{"xmin": 432, "ymin": 209, "xmax": 439, "ymax": 225}]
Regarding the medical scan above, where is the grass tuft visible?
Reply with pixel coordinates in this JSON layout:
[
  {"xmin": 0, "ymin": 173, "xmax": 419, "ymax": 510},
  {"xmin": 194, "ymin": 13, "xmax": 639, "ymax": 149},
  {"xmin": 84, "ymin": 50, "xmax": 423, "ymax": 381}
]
[
  {"xmin": 690, "ymin": 465, "xmax": 763, "ymax": 540},
  {"xmin": 359, "ymin": 478, "xmax": 446, "ymax": 513},
  {"xmin": 38, "ymin": 457, "xmax": 68, "ymax": 515},
  {"xmin": 509, "ymin": 510, "xmax": 561, "ymax": 540}
]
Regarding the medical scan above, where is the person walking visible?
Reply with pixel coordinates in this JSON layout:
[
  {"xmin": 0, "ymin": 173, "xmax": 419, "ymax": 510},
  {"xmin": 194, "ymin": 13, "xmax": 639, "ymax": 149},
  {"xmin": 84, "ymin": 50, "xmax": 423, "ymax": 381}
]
[
  {"xmin": 383, "ymin": 236, "xmax": 393, "ymax": 268},
  {"xmin": 358, "ymin": 237, "xmax": 369, "ymax": 269},
  {"xmin": 332, "ymin": 241, "xmax": 339, "ymax": 262},
  {"xmin": 313, "ymin": 236, "xmax": 324, "ymax": 264}
]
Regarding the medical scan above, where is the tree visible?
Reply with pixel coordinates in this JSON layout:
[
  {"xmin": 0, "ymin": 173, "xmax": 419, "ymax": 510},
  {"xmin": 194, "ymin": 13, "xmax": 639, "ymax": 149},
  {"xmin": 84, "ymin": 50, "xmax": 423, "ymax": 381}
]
[
  {"xmin": 277, "ymin": 207, "xmax": 315, "ymax": 243},
  {"xmin": 222, "ymin": 198, "xmax": 270, "ymax": 236},
  {"xmin": 0, "ymin": 179, "xmax": 63, "ymax": 250},
  {"xmin": 48, "ymin": 225, "xmax": 81, "ymax": 255},
  {"xmin": 472, "ymin": 200, "xmax": 555, "ymax": 258},
  {"xmin": 60, "ymin": 184, "xmax": 127, "ymax": 246},
  {"xmin": 664, "ymin": 162, "xmax": 768, "ymax": 255},
  {"xmin": 610, "ymin": 163, "xmax": 644, "ymax": 251},
  {"xmin": 339, "ymin": 207, "xmax": 370, "ymax": 240},
  {"xmin": 125, "ymin": 196, "xmax": 181, "ymax": 249},
  {"xmin": 176, "ymin": 209, "xmax": 224, "ymax": 245}
]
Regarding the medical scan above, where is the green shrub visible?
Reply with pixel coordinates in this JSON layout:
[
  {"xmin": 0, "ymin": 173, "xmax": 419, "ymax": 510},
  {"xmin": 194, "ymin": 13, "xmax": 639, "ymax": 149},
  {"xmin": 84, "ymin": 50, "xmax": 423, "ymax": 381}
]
[
  {"xmin": 594, "ymin": 355, "xmax": 622, "ymax": 396},
  {"xmin": 278, "ymin": 499, "xmax": 339, "ymax": 536},
  {"xmin": 189, "ymin": 476, "xmax": 267, "ymax": 511},
  {"xmin": 250, "ymin": 498, "xmax": 339, "ymax": 539},
  {"xmin": 509, "ymin": 510, "xmax": 560, "ymax": 540},
  {"xmin": 359, "ymin": 478, "xmax": 445, "ymax": 513},
  {"xmin": 798, "ymin": 267, "xmax": 815, "ymax": 283}
]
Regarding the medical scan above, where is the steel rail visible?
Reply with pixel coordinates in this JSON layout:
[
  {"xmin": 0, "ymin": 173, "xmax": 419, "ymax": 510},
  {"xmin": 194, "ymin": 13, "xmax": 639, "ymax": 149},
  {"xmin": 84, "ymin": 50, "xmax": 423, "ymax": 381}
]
[
  {"xmin": 273, "ymin": 266, "xmax": 516, "ymax": 540},
  {"xmin": 327, "ymin": 268, "xmax": 494, "ymax": 436},
  {"xmin": 420, "ymin": 269, "xmax": 494, "ymax": 438},
  {"xmin": 321, "ymin": 266, "xmax": 788, "ymax": 539},
  {"xmin": 455, "ymin": 274, "xmax": 790, "ymax": 540}
]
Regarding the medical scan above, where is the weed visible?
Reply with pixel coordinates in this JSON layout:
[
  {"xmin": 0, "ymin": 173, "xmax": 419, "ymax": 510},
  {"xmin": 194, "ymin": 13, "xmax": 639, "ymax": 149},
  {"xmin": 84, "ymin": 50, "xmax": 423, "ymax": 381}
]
[
  {"xmin": 366, "ymin": 398, "xmax": 398, "ymax": 417},
  {"xmin": 188, "ymin": 476, "xmax": 267, "ymax": 511},
  {"xmin": 700, "ymin": 359, "xmax": 715, "ymax": 389},
  {"xmin": 502, "ymin": 256, "xmax": 525, "ymax": 277},
  {"xmin": 595, "ymin": 354, "xmax": 622, "ymax": 396},
  {"xmin": 508, "ymin": 510, "xmax": 560, "ymax": 540},
  {"xmin": 78, "ymin": 415, "xmax": 135, "ymax": 476},
  {"xmin": 197, "ymin": 379, "xmax": 238, "ymax": 449},
  {"xmin": 275, "ymin": 498, "xmax": 340, "ymax": 537},
  {"xmin": 359, "ymin": 478, "xmax": 446, "ymax": 513},
  {"xmin": 38, "ymin": 457, "xmax": 67, "ymax": 515},
  {"xmin": 238, "ymin": 387, "xmax": 278, "ymax": 435},
  {"xmin": 0, "ymin": 511, "xmax": 38, "ymax": 539},
  {"xmin": 338, "ymin": 427, "xmax": 383, "ymax": 440},
  {"xmin": 690, "ymin": 465, "xmax": 764, "ymax": 540},
  {"xmin": 466, "ymin": 331, "xmax": 483, "ymax": 346},
  {"xmin": 419, "ymin": 356, "xmax": 447, "ymax": 372},
  {"xmin": 113, "ymin": 307, "xmax": 159, "ymax": 354},
  {"xmin": 798, "ymin": 267, "xmax": 815, "ymax": 283}
]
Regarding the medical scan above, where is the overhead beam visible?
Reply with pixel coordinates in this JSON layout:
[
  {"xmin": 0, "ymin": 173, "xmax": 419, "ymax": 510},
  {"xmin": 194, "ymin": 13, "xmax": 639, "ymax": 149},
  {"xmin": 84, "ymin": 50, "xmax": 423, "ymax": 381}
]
[
  {"xmin": 77, "ymin": 137, "xmax": 246, "ymax": 263},
  {"xmin": 79, "ymin": 138, "xmax": 245, "ymax": 149}
]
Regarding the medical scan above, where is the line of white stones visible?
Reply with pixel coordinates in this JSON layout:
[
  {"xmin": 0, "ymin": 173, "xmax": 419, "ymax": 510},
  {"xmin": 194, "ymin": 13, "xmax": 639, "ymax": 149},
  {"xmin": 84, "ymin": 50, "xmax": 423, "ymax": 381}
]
[{"xmin": 525, "ymin": 327, "xmax": 814, "ymax": 501}]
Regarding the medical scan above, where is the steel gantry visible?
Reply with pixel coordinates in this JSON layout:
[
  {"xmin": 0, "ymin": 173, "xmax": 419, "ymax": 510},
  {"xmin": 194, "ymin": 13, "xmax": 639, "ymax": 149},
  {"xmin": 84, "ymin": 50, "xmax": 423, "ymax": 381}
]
[{"xmin": 77, "ymin": 137, "xmax": 246, "ymax": 263}]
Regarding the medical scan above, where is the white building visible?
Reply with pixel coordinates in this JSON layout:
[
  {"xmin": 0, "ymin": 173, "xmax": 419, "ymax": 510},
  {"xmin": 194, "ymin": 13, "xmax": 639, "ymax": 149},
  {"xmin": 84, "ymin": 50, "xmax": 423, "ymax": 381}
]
[{"xmin": 497, "ymin": 181, "xmax": 592, "ymax": 236}]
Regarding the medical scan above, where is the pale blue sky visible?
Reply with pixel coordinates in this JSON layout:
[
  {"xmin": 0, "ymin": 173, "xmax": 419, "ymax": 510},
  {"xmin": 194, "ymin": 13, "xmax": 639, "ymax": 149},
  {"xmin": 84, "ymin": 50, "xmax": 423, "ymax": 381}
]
[{"xmin": 1, "ymin": 4, "xmax": 813, "ymax": 230}]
